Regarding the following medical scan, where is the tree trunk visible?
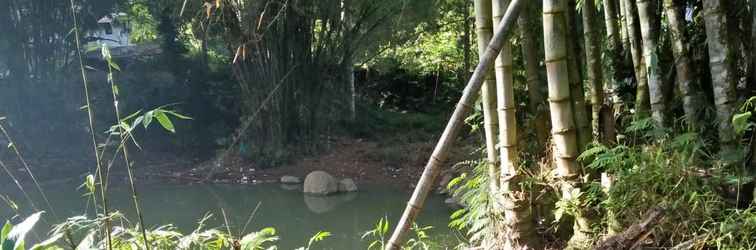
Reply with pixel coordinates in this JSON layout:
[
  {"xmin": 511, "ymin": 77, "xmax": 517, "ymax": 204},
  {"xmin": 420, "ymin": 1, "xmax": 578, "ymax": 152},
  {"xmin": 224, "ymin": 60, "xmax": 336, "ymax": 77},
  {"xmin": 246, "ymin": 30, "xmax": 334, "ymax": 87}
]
[
  {"xmin": 703, "ymin": 0, "xmax": 737, "ymax": 149},
  {"xmin": 636, "ymin": 0, "xmax": 666, "ymax": 126},
  {"xmin": 474, "ymin": 0, "xmax": 501, "ymax": 192},
  {"xmin": 583, "ymin": 0, "xmax": 604, "ymax": 140},
  {"xmin": 543, "ymin": 0, "xmax": 591, "ymax": 248},
  {"xmin": 493, "ymin": 0, "xmax": 541, "ymax": 248},
  {"xmin": 621, "ymin": 0, "xmax": 650, "ymax": 118},
  {"xmin": 663, "ymin": 0, "xmax": 697, "ymax": 126},
  {"xmin": 384, "ymin": 1, "xmax": 526, "ymax": 248},
  {"xmin": 565, "ymin": 0, "xmax": 592, "ymax": 150},
  {"xmin": 519, "ymin": 3, "xmax": 549, "ymax": 150}
]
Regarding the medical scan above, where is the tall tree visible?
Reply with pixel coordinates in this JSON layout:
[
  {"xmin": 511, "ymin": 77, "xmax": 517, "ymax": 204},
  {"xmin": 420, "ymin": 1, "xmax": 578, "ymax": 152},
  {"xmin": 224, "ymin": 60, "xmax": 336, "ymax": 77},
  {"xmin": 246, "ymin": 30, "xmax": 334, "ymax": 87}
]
[
  {"xmin": 582, "ymin": 0, "xmax": 604, "ymax": 140},
  {"xmin": 493, "ymin": 0, "xmax": 541, "ymax": 248},
  {"xmin": 703, "ymin": 0, "xmax": 737, "ymax": 149},
  {"xmin": 663, "ymin": 0, "xmax": 697, "ymax": 125},
  {"xmin": 474, "ymin": 0, "xmax": 502, "ymax": 193},
  {"xmin": 519, "ymin": 3, "xmax": 549, "ymax": 149},
  {"xmin": 621, "ymin": 0, "xmax": 650, "ymax": 117},
  {"xmin": 543, "ymin": 0, "xmax": 591, "ymax": 247},
  {"xmin": 636, "ymin": 0, "xmax": 666, "ymax": 126}
]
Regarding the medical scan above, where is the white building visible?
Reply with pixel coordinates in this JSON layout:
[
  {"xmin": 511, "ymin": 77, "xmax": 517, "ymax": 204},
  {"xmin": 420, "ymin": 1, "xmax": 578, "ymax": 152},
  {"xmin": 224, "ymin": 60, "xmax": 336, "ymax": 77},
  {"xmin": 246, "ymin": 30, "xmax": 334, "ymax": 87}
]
[{"xmin": 87, "ymin": 12, "xmax": 132, "ymax": 48}]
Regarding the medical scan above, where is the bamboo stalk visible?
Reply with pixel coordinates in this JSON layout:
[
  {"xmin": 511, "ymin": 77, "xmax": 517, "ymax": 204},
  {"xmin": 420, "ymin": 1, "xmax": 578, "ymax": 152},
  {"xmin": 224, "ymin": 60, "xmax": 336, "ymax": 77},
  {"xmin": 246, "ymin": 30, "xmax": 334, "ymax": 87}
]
[
  {"xmin": 703, "ymin": 0, "xmax": 737, "ymax": 149},
  {"xmin": 564, "ymin": 0, "xmax": 591, "ymax": 150},
  {"xmin": 636, "ymin": 0, "xmax": 666, "ymax": 126},
  {"xmin": 544, "ymin": 0, "xmax": 592, "ymax": 247},
  {"xmin": 621, "ymin": 0, "xmax": 650, "ymax": 117},
  {"xmin": 583, "ymin": 0, "xmax": 604, "ymax": 140},
  {"xmin": 494, "ymin": 0, "xmax": 542, "ymax": 248},
  {"xmin": 602, "ymin": 0, "xmax": 622, "ymax": 143},
  {"xmin": 474, "ymin": 0, "xmax": 501, "ymax": 193},
  {"xmin": 663, "ymin": 0, "xmax": 696, "ymax": 126},
  {"xmin": 69, "ymin": 0, "xmax": 113, "ymax": 248},
  {"xmin": 384, "ymin": 1, "xmax": 525, "ymax": 248},
  {"xmin": 519, "ymin": 4, "xmax": 550, "ymax": 150}
]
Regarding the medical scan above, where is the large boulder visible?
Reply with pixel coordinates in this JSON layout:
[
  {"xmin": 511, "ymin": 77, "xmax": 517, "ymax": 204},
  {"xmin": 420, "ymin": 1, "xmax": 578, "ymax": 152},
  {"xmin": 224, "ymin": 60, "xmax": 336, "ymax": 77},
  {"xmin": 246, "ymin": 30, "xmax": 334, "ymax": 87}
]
[
  {"xmin": 281, "ymin": 175, "xmax": 302, "ymax": 184},
  {"xmin": 303, "ymin": 171, "xmax": 338, "ymax": 195},
  {"xmin": 338, "ymin": 178, "xmax": 358, "ymax": 192}
]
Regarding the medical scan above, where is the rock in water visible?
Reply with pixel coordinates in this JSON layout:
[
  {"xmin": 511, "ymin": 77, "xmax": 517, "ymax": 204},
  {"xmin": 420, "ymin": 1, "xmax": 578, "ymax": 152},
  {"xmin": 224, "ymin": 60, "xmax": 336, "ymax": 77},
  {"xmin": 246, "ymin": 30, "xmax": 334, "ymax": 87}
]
[
  {"xmin": 280, "ymin": 175, "xmax": 302, "ymax": 184},
  {"xmin": 303, "ymin": 171, "xmax": 338, "ymax": 195},
  {"xmin": 338, "ymin": 178, "xmax": 358, "ymax": 192}
]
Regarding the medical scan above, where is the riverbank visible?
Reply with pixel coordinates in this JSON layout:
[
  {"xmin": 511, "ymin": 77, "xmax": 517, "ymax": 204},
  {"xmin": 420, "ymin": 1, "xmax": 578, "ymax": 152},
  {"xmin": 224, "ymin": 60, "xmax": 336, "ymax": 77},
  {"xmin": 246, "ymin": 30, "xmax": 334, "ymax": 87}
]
[{"xmin": 156, "ymin": 132, "xmax": 475, "ymax": 190}]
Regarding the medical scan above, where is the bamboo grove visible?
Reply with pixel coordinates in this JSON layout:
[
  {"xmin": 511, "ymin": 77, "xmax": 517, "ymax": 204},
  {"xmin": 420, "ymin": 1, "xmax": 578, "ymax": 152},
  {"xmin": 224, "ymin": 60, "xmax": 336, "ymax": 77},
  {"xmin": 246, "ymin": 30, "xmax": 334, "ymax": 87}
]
[{"xmin": 390, "ymin": 0, "xmax": 756, "ymax": 249}]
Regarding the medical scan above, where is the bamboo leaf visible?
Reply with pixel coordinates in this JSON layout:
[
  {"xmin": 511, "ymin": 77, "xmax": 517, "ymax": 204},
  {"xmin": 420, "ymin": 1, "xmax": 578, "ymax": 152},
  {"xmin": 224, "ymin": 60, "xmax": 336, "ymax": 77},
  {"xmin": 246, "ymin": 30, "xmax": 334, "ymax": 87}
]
[
  {"xmin": 1, "ymin": 222, "xmax": 10, "ymax": 245},
  {"xmin": 155, "ymin": 111, "xmax": 176, "ymax": 133},
  {"xmin": 4, "ymin": 212, "xmax": 43, "ymax": 250},
  {"xmin": 29, "ymin": 233, "xmax": 63, "ymax": 250},
  {"xmin": 143, "ymin": 111, "xmax": 154, "ymax": 128},
  {"xmin": 732, "ymin": 112, "xmax": 752, "ymax": 135}
]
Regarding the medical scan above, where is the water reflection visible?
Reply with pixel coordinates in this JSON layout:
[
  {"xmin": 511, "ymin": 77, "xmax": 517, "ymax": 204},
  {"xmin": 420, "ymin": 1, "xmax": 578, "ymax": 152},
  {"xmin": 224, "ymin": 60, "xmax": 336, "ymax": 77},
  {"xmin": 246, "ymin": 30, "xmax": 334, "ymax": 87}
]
[{"xmin": 303, "ymin": 192, "xmax": 357, "ymax": 214}]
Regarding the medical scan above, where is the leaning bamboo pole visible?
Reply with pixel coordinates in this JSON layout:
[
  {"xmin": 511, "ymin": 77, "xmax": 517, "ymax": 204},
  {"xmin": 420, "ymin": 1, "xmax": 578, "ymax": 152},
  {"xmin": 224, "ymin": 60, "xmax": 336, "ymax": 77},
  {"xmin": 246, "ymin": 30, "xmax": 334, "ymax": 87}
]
[
  {"xmin": 474, "ymin": 0, "xmax": 502, "ymax": 193},
  {"xmin": 384, "ymin": 0, "xmax": 525, "ymax": 248}
]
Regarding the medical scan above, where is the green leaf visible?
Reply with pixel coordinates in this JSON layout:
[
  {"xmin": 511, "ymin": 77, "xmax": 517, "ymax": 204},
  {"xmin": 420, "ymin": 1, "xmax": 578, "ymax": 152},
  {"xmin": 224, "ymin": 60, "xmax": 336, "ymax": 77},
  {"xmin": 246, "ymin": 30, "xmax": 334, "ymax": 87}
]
[
  {"xmin": 1, "ymin": 222, "xmax": 11, "ymax": 245},
  {"xmin": 4, "ymin": 212, "xmax": 43, "ymax": 250},
  {"xmin": 30, "ymin": 233, "xmax": 63, "ymax": 250},
  {"xmin": 108, "ymin": 60, "xmax": 121, "ymax": 71},
  {"xmin": 732, "ymin": 112, "xmax": 752, "ymax": 135},
  {"xmin": 101, "ymin": 45, "xmax": 112, "ymax": 61},
  {"xmin": 143, "ymin": 111, "xmax": 154, "ymax": 128},
  {"xmin": 165, "ymin": 110, "xmax": 192, "ymax": 120},
  {"xmin": 155, "ymin": 111, "xmax": 175, "ymax": 133},
  {"xmin": 75, "ymin": 233, "xmax": 94, "ymax": 250},
  {"xmin": 240, "ymin": 227, "xmax": 278, "ymax": 250}
]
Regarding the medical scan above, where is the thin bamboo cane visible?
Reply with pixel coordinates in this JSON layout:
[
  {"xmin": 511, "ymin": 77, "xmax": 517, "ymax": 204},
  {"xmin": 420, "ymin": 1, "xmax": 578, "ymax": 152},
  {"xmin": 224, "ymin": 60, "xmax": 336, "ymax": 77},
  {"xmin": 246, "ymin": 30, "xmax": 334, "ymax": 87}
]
[
  {"xmin": 69, "ymin": 0, "xmax": 113, "ymax": 248},
  {"xmin": 384, "ymin": 0, "xmax": 525, "ymax": 248}
]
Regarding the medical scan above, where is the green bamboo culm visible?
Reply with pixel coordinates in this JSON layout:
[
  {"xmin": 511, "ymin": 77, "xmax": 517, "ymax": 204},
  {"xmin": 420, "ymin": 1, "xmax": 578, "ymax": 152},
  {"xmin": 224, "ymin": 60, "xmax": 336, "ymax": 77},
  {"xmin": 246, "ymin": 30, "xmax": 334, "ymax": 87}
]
[
  {"xmin": 68, "ymin": 0, "xmax": 113, "ymax": 248},
  {"xmin": 103, "ymin": 46, "xmax": 151, "ymax": 250}
]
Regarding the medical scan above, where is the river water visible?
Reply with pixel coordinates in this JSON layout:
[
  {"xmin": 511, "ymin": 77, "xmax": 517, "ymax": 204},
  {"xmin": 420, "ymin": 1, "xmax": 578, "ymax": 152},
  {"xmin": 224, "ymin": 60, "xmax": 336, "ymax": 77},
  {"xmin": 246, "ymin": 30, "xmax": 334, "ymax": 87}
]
[{"xmin": 1, "ymin": 181, "xmax": 456, "ymax": 249}]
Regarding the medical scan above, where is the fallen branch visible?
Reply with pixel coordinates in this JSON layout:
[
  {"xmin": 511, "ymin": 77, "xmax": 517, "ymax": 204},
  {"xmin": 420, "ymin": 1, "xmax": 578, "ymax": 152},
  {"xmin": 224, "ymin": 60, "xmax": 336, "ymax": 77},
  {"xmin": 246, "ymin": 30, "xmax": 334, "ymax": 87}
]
[{"xmin": 593, "ymin": 206, "xmax": 666, "ymax": 250}]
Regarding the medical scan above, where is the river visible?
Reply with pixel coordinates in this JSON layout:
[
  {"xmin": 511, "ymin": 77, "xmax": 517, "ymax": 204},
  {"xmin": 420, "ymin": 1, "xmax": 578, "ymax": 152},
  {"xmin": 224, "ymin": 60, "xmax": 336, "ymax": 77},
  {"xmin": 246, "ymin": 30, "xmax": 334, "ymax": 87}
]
[{"xmin": 1, "ymin": 181, "xmax": 456, "ymax": 249}]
